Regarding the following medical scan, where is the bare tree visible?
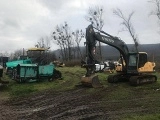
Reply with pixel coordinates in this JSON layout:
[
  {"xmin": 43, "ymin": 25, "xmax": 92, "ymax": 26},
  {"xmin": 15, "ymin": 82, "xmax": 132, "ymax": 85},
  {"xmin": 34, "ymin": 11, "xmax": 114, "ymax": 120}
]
[
  {"xmin": 113, "ymin": 8, "xmax": 139, "ymax": 52},
  {"xmin": 86, "ymin": 6, "xmax": 104, "ymax": 30},
  {"xmin": 149, "ymin": 0, "xmax": 160, "ymax": 34},
  {"xmin": 0, "ymin": 51, "xmax": 9, "ymax": 57},
  {"xmin": 9, "ymin": 53, "xmax": 15, "ymax": 60},
  {"xmin": 44, "ymin": 36, "xmax": 51, "ymax": 49},
  {"xmin": 12, "ymin": 49, "xmax": 24, "ymax": 60},
  {"xmin": 52, "ymin": 22, "xmax": 74, "ymax": 61},
  {"xmin": 85, "ymin": 6, "xmax": 104, "ymax": 61},
  {"xmin": 3, "ymin": 51, "xmax": 9, "ymax": 57},
  {"xmin": 35, "ymin": 37, "xmax": 44, "ymax": 48},
  {"xmin": 52, "ymin": 26, "xmax": 65, "ymax": 61},
  {"xmin": 72, "ymin": 29, "xmax": 84, "ymax": 59},
  {"xmin": 35, "ymin": 36, "xmax": 51, "ymax": 49},
  {"xmin": 149, "ymin": 0, "xmax": 160, "ymax": 20}
]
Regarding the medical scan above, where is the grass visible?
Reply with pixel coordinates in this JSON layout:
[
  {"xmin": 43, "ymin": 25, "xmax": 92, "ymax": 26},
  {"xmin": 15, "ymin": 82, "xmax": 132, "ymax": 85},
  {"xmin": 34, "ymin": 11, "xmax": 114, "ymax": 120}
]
[
  {"xmin": 122, "ymin": 114, "xmax": 160, "ymax": 120},
  {"xmin": 1, "ymin": 66, "xmax": 85, "ymax": 98},
  {"xmin": 1, "ymin": 66, "xmax": 160, "ymax": 119}
]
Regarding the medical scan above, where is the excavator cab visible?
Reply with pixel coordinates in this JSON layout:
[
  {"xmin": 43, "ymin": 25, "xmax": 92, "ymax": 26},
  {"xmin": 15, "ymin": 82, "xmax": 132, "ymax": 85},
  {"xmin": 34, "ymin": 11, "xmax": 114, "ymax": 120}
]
[
  {"xmin": 127, "ymin": 52, "xmax": 155, "ymax": 73},
  {"xmin": 127, "ymin": 53, "xmax": 140, "ymax": 73},
  {"xmin": 27, "ymin": 47, "xmax": 49, "ymax": 65},
  {"xmin": 117, "ymin": 52, "xmax": 155, "ymax": 74}
]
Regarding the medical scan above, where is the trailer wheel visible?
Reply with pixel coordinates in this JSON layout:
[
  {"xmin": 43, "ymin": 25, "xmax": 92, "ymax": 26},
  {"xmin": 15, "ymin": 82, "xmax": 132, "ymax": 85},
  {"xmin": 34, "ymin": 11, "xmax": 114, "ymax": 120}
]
[
  {"xmin": 48, "ymin": 76, "xmax": 53, "ymax": 82},
  {"xmin": 48, "ymin": 69, "xmax": 62, "ymax": 82}
]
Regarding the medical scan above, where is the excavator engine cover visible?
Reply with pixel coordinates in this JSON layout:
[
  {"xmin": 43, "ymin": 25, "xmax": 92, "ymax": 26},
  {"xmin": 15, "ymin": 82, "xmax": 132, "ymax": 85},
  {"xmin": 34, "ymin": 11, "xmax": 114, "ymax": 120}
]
[{"xmin": 81, "ymin": 74, "xmax": 102, "ymax": 88}]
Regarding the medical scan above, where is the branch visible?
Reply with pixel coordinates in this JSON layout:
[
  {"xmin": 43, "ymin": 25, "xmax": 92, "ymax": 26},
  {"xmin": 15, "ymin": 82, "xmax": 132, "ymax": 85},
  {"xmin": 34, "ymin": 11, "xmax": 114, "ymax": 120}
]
[{"xmin": 113, "ymin": 8, "xmax": 139, "ymax": 52}]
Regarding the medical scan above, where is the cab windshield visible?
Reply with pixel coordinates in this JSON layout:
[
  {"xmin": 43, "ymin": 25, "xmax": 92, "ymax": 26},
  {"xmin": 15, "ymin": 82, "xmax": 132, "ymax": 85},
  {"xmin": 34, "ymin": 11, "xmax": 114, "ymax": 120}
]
[{"xmin": 128, "ymin": 54, "xmax": 137, "ymax": 66}]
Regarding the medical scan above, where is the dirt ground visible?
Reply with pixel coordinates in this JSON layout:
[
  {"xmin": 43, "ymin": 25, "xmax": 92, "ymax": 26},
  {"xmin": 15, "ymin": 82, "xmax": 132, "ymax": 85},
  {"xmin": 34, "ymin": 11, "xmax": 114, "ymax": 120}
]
[{"xmin": 0, "ymin": 85, "xmax": 160, "ymax": 120}]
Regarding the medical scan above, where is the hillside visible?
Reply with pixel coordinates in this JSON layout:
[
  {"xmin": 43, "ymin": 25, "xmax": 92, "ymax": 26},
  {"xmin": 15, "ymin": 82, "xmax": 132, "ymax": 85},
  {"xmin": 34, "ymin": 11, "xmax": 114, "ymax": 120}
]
[
  {"xmin": 101, "ymin": 44, "xmax": 160, "ymax": 61},
  {"xmin": 54, "ymin": 44, "xmax": 160, "ymax": 62}
]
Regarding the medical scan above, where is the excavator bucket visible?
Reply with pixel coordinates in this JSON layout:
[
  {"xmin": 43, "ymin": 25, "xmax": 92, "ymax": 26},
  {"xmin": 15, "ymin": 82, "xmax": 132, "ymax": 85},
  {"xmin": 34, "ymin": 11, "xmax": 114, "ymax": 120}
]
[{"xmin": 81, "ymin": 75, "xmax": 103, "ymax": 88}]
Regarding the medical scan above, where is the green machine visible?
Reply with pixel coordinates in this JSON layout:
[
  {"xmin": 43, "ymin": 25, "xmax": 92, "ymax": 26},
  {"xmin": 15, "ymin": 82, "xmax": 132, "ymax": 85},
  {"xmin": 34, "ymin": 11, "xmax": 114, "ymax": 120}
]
[
  {"xmin": 13, "ymin": 63, "xmax": 61, "ymax": 82},
  {"xmin": 13, "ymin": 64, "xmax": 38, "ymax": 82},
  {"xmin": 7, "ymin": 47, "xmax": 62, "ymax": 82},
  {"xmin": 6, "ymin": 59, "xmax": 32, "ymax": 75}
]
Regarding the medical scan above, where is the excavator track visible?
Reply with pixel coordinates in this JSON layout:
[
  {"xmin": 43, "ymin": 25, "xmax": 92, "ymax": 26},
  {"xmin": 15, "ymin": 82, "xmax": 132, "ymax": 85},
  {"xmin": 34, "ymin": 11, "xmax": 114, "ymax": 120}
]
[
  {"xmin": 129, "ymin": 75, "xmax": 157, "ymax": 86},
  {"xmin": 107, "ymin": 74, "xmax": 129, "ymax": 83},
  {"xmin": 107, "ymin": 74, "xmax": 157, "ymax": 86},
  {"xmin": 107, "ymin": 75, "xmax": 119, "ymax": 83}
]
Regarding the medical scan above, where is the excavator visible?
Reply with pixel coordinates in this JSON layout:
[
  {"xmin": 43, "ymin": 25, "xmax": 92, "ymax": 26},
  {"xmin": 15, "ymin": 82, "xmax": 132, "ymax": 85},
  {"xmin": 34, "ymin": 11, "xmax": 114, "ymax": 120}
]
[{"xmin": 81, "ymin": 24, "xmax": 157, "ymax": 87}]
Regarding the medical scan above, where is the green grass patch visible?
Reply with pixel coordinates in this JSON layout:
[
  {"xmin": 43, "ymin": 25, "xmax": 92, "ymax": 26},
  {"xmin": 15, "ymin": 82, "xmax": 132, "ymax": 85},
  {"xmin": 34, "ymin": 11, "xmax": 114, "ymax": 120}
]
[
  {"xmin": 9, "ymin": 84, "xmax": 38, "ymax": 97},
  {"xmin": 2, "ymin": 67, "xmax": 160, "ymax": 99},
  {"xmin": 123, "ymin": 113, "xmax": 160, "ymax": 120},
  {"xmin": 0, "ymin": 66, "xmax": 86, "ymax": 98}
]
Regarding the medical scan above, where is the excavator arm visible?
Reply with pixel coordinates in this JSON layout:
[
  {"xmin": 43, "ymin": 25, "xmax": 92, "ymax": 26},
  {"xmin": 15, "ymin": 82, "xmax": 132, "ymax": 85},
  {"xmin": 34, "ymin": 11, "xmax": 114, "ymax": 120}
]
[
  {"xmin": 86, "ymin": 24, "xmax": 129, "ymax": 72},
  {"xmin": 81, "ymin": 24, "xmax": 130, "ymax": 88}
]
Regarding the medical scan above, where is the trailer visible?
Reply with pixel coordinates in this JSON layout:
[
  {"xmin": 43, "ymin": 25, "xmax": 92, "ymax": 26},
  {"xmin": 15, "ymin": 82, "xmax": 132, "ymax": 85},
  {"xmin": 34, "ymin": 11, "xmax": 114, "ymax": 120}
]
[
  {"xmin": 0, "ymin": 65, "xmax": 9, "ymax": 86},
  {"xmin": 12, "ymin": 63, "xmax": 61, "ymax": 83}
]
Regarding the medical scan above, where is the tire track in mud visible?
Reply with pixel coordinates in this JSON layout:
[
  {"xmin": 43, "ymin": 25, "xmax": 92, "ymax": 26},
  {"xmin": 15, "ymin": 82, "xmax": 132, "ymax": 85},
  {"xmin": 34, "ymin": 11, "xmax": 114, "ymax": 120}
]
[
  {"xmin": 1, "ymin": 87, "xmax": 160, "ymax": 120},
  {"xmin": 20, "ymin": 89, "xmax": 106, "ymax": 120},
  {"xmin": 0, "ymin": 88, "xmax": 108, "ymax": 120}
]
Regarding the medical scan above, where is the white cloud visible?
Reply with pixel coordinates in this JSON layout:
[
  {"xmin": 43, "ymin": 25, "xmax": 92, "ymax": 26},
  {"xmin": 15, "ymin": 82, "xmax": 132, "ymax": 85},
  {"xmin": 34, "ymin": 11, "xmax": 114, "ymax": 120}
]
[{"xmin": 0, "ymin": 0, "xmax": 159, "ymax": 54}]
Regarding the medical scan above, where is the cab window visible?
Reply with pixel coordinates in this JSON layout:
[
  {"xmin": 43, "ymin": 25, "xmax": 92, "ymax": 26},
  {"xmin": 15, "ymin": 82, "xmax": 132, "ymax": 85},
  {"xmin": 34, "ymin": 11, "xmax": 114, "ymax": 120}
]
[{"xmin": 128, "ymin": 55, "xmax": 137, "ymax": 66}]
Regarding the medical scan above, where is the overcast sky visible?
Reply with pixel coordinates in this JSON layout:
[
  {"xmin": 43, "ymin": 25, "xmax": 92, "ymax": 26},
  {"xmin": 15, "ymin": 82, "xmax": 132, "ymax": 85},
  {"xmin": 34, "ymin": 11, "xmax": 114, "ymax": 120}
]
[{"xmin": 0, "ymin": 0, "xmax": 159, "ymax": 53}]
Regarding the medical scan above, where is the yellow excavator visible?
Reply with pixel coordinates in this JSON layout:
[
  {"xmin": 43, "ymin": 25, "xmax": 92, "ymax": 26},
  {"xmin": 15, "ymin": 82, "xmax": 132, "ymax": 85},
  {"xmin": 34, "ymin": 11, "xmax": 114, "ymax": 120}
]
[{"xmin": 81, "ymin": 25, "xmax": 157, "ymax": 87}]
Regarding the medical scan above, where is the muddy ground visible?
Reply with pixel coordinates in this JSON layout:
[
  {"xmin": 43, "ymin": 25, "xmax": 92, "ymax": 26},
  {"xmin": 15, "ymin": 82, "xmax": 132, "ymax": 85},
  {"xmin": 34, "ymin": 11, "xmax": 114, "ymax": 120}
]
[{"xmin": 0, "ymin": 84, "xmax": 160, "ymax": 120}]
